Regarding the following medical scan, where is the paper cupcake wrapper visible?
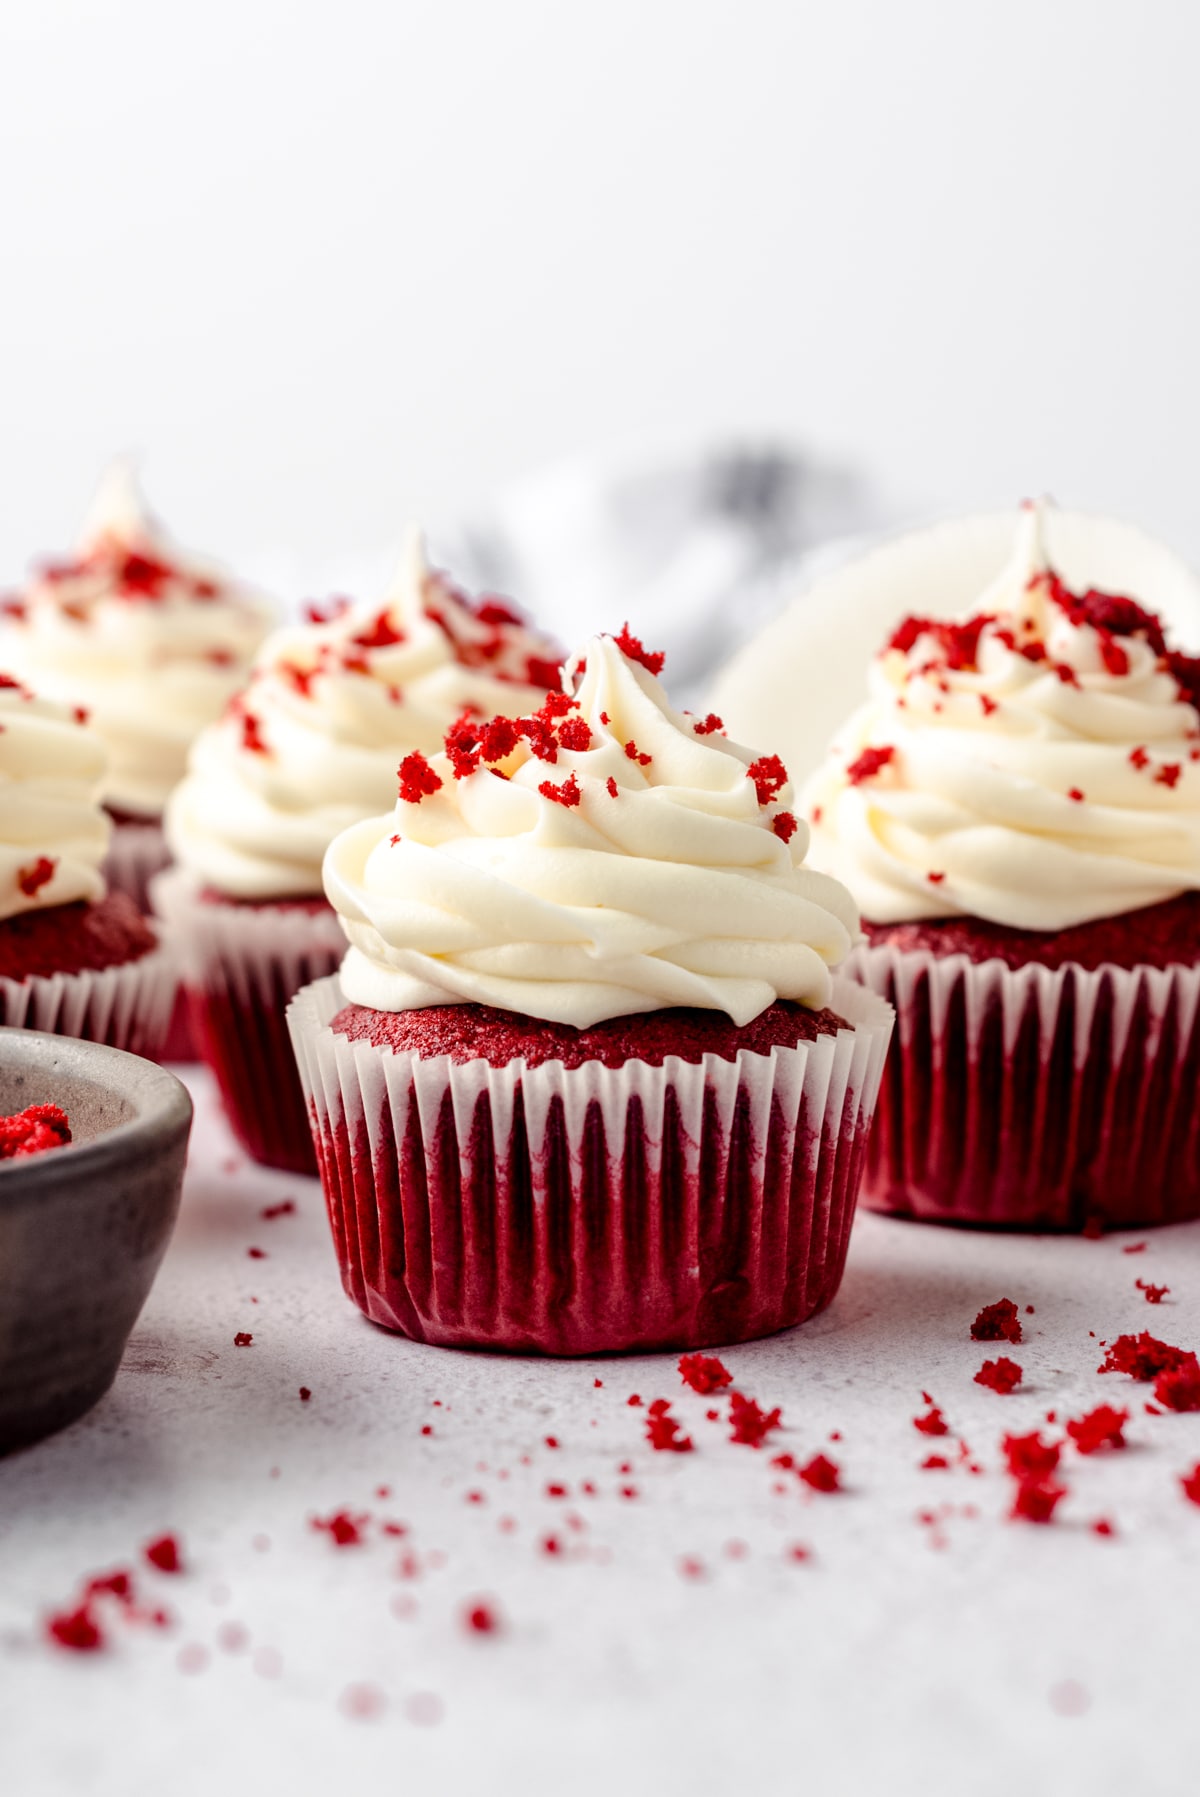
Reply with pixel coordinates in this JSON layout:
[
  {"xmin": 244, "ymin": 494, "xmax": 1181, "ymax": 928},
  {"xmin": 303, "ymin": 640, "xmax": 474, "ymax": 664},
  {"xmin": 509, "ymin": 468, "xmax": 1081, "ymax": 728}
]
[
  {"xmin": 153, "ymin": 868, "xmax": 347, "ymax": 1173},
  {"xmin": 846, "ymin": 941, "xmax": 1200, "ymax": 1230},
  {"xmin": 0, "ymin": 931, "xmax": 177, "ymax": 1061},
  {"xmin": 287, "ymin": 974, "xmax": 893, "ymax": 1356},
  {"xmin": 104, "ymin": 820, "xmax": 171, "ymax": 916}
]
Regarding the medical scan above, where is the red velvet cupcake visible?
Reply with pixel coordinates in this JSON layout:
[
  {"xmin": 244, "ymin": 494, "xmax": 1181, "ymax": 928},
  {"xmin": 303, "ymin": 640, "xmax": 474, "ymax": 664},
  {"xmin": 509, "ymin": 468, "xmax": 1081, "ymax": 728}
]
[
  {"xmin": 0, "ymin": 679, "xmax": 174, "ymax": 1056},
  {"xmin": 791, "ymin": 501, "xmax": 1200, "ymax": 1230},
  {"xmin": 288, "ymin": 630, "xmax": 891, "ymax": 1354},
  {"xmin": 159, "ymin": 537, "xmax": 567, "ymax": 1173}
]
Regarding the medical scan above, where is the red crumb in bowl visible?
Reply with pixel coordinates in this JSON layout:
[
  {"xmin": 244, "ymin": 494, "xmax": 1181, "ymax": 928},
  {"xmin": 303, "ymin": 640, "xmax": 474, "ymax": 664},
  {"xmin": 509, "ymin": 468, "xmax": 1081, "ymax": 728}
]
[
  {"xmin": 971, "ymin": 1300, "xmax": 1023, "ymax": 1344},
  {"xmin": 798, "ymin": 1454, "xmax": 841, "ymax": 1493},
  {"xmin": 0, "ymin": 1103, "xmax": 70, "ymax": 1160},
  {"xmin": 1065, "ymin": 1406, "xmax": 1128, "ymax": 1454},
  {"xmin": 975, "ymin": 1357, "xmax": 1023, "ymax": 1394},
  {"xmin": 678, "ymin": 1353, "xmax": 733, "ymax": 1395},
  {"xmin": 728, "ymin": 1392, "xmax": 783, "ymax": 1448}
]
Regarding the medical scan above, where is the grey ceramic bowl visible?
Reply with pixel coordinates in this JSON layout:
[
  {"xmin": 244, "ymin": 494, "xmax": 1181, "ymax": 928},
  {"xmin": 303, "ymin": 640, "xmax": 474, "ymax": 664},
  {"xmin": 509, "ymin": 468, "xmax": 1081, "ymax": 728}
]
[{"xmin": 0, "ymin": 1026, "xmax": 192, "ymax": 1454}]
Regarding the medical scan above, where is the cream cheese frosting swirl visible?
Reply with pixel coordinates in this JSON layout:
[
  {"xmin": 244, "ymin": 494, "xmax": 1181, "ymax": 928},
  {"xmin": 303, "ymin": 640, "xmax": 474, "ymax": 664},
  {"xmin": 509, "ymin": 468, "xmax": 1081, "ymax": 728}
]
[
  {"xmin": 166, "ymin": 538, "xmax": 565, "ymax": 899},
  {"xmin": 804, "ymin": 502, "xmax": 1200, "ymax": 930},
  {"xmin": 324, "ymin": 628, "xmax": 859, "ymax": 1026},
  {"xmin": 0, "ymin": 463, "xmax": 273, "ymax": 817},
  {"xmin": 0, "ymin": 675, "xmax": 110, "ymax": 922}
]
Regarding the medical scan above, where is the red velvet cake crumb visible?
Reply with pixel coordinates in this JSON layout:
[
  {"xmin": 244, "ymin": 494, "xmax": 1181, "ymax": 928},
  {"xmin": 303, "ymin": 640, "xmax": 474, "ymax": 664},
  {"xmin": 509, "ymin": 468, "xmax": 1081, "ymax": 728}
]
[
  {"xmin": 1066, "ymin": 1406, "xmax": 1128, "ymax": 1454},
  {"xmin": 311, "ymin": 1509, "xmax": 368, "ymax": 1547},
  {"xmin": 0, "ymin": 890, "xmax": 155, "ymax": 980},
  {"xmin": 728, "ymin": 1392, "xmax": 782, "ymax": 1448},
  {"xmin": 17, "ymin": 856, "xmax": 56, "ymax": 898},
  {"xmin": 971, "ymin": 1299, "xmax": 1023, "ymax": 1344},
  {"xmin": 1001, "ymin": 1432, "xmax": 1060, "ymax": 1479},
  {"xmin": 46, "ymin": 1604, "xmax": 105, "ymax": 1653},
  {"xmin": 613, "ymin": 624, "xmax": 665, "ymax": 676},
  {"xmin": 330, "ymin": 996, "xmax": 848, "ymax": 1070},
  {"xmin": 974, "ymin": 1357, "xmax": 1022, "ymax": 1394},
  {"xmin": 1154, "ymin": 1358, "xmax": 1200, "ymax": 1413},
  {"xmin": 678, "ymin": 1353, "xmax": 733, "ymax": 1395},
  {"xmin": 1098, "ymin": 1332, "xmax": 1191, "ymax": 1380},
  {"xmin": 1136, "ymin": 1279, "xmax": 1170, "ymax": 1304},
  {"xmin": 261, "ymin": 1200, "xmax": 296, "ymax": 1220},
  {"xmin": 463, "ymin": 1600, "xmax": 500, "ymax": 1635},
  {"xmin": 798, "ymin": 1453, "xmax": 841, "ymax": 1493},
  {"xmin": 233, "ymin": 1332, "xmax": 252, "ymax": 1347},
  {"xmin": 920, "ymin": 1454, "xmax": 950, "ymax": 1470},
  {"xmin": 645, "ymin": 1400, "xmax": 694, "ymax": 1452},
  {"xmin": 0, "ymin": 1102, "xmax": 71, "ymax": 1159},
  {"xmin": 1010, "ymin": 1479, "xmax": 1066, "ymax": 1524},
  {"xmin": 913, "ymin": 1403, "xmax": 950, "ymax": 1437},
  {"xmin": 1181, "ymin": 1466, "xmax": 1200, "ymax": 1507},
  {"xmin": 143, "ymin": 1535, "xmax": 184, "ymax": 1574}
]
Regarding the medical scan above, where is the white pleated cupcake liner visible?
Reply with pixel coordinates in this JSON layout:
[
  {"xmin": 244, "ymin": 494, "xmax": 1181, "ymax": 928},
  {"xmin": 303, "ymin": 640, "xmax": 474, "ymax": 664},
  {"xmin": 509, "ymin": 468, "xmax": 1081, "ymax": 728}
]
[
  {"xmin": 104, "ymin": 820, "xmax": 171, "ymax": 916},
  {"xmin": 152, "ymin": 867, "xmax": 348, "ymax": 1171},
  {"xmin": 0, "ymin": 931, "xmax": 178, "ymax": 1060},
  {"xmin": 846, "ymin": 940, "xmax": 1200, "ymax": 1229},
  {"xmin": 287, "ymin": 973, "xmax": 893, "ymax": 1355}
]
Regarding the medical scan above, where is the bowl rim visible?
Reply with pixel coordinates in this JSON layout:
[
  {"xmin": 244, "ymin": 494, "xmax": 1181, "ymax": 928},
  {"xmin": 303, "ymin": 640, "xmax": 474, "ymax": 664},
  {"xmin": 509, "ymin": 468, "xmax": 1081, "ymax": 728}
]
[{"xmin": 0, "ymin": 1025, "xmax": 192, "ymax": 1206}]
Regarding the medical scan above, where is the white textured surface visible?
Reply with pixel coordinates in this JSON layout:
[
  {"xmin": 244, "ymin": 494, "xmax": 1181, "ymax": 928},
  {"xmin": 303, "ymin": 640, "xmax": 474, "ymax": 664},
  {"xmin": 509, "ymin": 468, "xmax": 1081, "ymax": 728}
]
[{"xmin": 3, "ymin": 1068, "xmax": 1200, "ymax": 1797}]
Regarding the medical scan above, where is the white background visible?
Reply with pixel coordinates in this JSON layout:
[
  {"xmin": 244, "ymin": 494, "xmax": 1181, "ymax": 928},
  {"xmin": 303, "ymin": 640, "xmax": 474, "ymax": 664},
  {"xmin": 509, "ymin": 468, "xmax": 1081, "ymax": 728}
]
[{"xmin": 3, "ymin": 0, "xmax": 1199, "ymax": 596}]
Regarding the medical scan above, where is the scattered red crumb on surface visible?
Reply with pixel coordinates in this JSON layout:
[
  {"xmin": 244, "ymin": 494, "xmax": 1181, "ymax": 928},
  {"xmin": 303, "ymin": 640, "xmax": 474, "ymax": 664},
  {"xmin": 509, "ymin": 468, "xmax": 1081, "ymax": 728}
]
[
  {"xmin": 1098, "ymin": 1332, "xmax": 1191, "ymax": 1380},
  {"xmin": 463, "ymin": 1600, "xmax": 500, "ymax": 1635},
  {"xmin": 1010, "ymin": 1479, "xmax": 1066, "ymax": 1524},
  {"xmin": 144, "ymin": 1535, "xmax": 183, "ymax": 1575},
  {"xmin": 1136, "ymin": 1279, "xmax": 1170, "ymax": 1304},
  {"xmin": 1001, "ymin": 1432, "xmax": 1061, "ymax": 1480},
  {"xmin": 920, "ymin": 1455, "xmax": 950, "ymax": 1470},
  {"xmin": 1122, "ymin": 1242, "xmax": 1148, "ymax": 1254},
  {"xmin": 299, "ymin": 1387, "xmax": 311, "ymax": 1402},
  {"xmin": 0, "ymin": 1102, "xmax": 71, "ymax": 1159},
  {"xmin": 1066, "ymin": 1406, "xmax": 1128, "ymax": 1454},
  {"xmin": 1180, "ymin": 1465, "xmax": 1200, "ymax": 1507},
  {"xmin": 728, "ymin": 1392, "xmax": 782, "ymax": 1448},
  {"xmin": 913, "ymin": 1403, "xmax": 949, "ymax": 1437},
  {"xmin": 544, "ymin": 1435, "xmax": 559, "ymax": 1449},
  {"xmin": 975, "ymin": 1358, "xmax": 1023, "ymax": 1394},
  {"xmin": 1154, "ymin": 1359, "xmax": 1200, "ymax": 1413},
  {"xmin": 799, "ymin": 1454, "xmax": 841, "ymax": 1493},
  {"xmin": 786, "ymin": 1544, "xmax": 812, "ymax": 1564},
  {"xmin": 339, "ymin": 1682, "xmax": 386, "ymax": 1721},
  {"xmin": 545, "ymin": 1482, "xmax": 568, "ymax": 1499},
  {"xmin": 971, "ymin": 1299, "xmax": 1023, "ymax": 1344},
  {"xmin": 260, "ymin": 1199, "xmax": 296, "ymax": 1220},
  {"xmin": 16, "ymin": 855, "xmax": 56, "ymax": 898},
  {"xmin": 645, "ymin": 1399, "xmax": 694, "ymax": 1453},
  {"xmin": 421, "ymin": 1425, "xmax": 433, "ymax": 1436},
  {"xmin": 46, "ymin": 1605, "xmax": 104, "ymax": 1653},
  {"xmin": 619, "ymin": 1486, "xmax": 639, "ymax": 1500},
  {"xmin": 247, "ymin": 1246, "xmax": 267, "ymax": 1260},
  {"xmin": 1092, "ymin": 1518, "xmax": 1117, "ymax": 1537},
  {"xmin": 233, "ymin": 1332, "xmax": 252, "ymax": 1347},
  {"xmin": 614, "ymin": 623, "xmax": 665, "ymax": 676},
  {"xmin": 593, "ymin": 1379, "xmax": 603, "ymax": 1388},
  {"xmin": 311, "ymin": 1509, "xmax": 368, "ymax": 1548},
  {"xmin": 678, "ymin": 1353, "xmax": 733, "ymax": 1395}
]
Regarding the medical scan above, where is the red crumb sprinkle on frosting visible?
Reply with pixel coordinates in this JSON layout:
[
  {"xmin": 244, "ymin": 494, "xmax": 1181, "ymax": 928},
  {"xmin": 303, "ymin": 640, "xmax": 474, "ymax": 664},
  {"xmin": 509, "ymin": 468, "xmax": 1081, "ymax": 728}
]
[
  {"xmin": 971, "ymin": 1299, "xmax": 1023, "ymax": 1344},
  {"xmin": 747, "ymin": 754, "xmax": 789, "ymax": 805},
  {"xmin": 678, "ymin": 1353, "xmax": 733, "ymax": 1395},
  {"xmin": 974, "ymin": 1357, "xmax": 1023, "ymax": 1394},
  {"xmin": 16, "ymin": 855, "xmax": 56, "ymax": 898},
  {"xmin": 1065, "ymin": 1405, "xmax": 1128, "ymax": 1455},
  {"xmin": 397, "ymin": 751, "xmax": 443, "ymax": 805},
  {"xmin": 844, "ymin": 744, "xmax": 895, "ymax": 786},
  {"xmin": 0, "ymin": 1102, "xmax": 71, "ymax": 1159},
  {"xmin": 613, "ymin": 624, "xmax": 665, "ymax": 676}
]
